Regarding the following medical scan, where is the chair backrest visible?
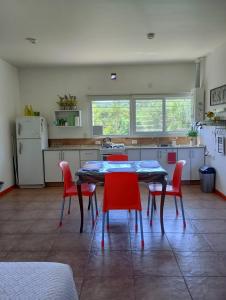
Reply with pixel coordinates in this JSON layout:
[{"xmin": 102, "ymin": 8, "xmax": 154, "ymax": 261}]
[
  {"xmin": 172, "ymin": 160, "xmax": 186, "ymax": 192},
  {"xmin": 103, "ymin": 172, "xmax": 142, "ymax": 212},
  {"xmin": 107, "ymin": 154, "xmax": 128, "ymax": 161},
  {"xmin": 59, "ymin": 161, "xmax": 74, "ymax": 193}
]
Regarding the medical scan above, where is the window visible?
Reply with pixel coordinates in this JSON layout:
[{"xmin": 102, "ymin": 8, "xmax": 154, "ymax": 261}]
[
  {"xmin": 135, "ymin": 99, "xmax": 163, "ymax": 132},
  {"xmin": 91, "ymin": 95, "xmax": 192, "ymax": 136},
  {"xmin": 165, "ymin": 97, "xmax": 192, "ymax": 132},
  {"xmin": 92, "ymin": 99, "xmax": 130, "ymax": 136}
]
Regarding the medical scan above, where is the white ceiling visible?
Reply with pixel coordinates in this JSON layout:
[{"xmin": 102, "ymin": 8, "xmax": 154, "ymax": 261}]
[{"xmin": 0, "ymin": 0, "xmax": 226, "ymax": 67}]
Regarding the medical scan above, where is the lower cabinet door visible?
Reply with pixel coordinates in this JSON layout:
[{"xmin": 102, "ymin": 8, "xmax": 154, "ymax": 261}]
[
  {"xmin": 63, "ymin": 150, "xmax": 80, "ymax": 180},
  {"xmin": 177, "ymin": 148, "xmax": 191, "ymax": 180},
  {"xmin": 44, "ymin": 150, "xmax": 62, "ymax": 182}
]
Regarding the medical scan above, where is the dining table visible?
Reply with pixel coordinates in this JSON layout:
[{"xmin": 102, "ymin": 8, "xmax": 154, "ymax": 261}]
[{"xmin": 76, "ymin": 160, "xmax": 168, "ymax": 234}]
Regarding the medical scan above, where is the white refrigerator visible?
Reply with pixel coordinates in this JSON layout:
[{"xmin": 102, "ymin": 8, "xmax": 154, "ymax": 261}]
[{"xmin": 16, "ymin": 116, "xmax": 48, "ymax": 187}]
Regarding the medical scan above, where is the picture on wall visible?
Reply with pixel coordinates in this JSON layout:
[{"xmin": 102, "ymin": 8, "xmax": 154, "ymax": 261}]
[{"xmin": 210, "ymin": 84, "xmax": 226, "ymax": 106}]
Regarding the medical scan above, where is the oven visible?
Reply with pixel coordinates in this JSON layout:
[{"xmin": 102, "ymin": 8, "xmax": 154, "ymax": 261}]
[{"xmin": 100, "ymin": 144, "xmax": 126, "ymax": 161}]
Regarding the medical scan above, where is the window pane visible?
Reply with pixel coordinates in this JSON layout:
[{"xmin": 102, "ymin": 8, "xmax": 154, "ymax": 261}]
[
  {"xmin": 165, "ymin": 98, "xmax": 192, "ymax": 131},
  {"xmin": 136, "ymin": 99, "xmax": 163, "ymax": 132},
  {"xmin": 92, "ymin": 100, "xmax": 130, "ymax": 135}
]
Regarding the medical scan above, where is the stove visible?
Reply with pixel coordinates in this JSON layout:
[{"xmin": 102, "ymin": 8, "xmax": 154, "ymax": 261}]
[{"xmin": 100, "ymin": 143, "xmax": 125, "ymax": 158}]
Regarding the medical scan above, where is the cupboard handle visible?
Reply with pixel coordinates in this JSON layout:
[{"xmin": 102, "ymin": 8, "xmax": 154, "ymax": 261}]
[
  {"xmin": 17, "ymin": 123, "xmax": 21, "ymax": 136},
  {"xmin": 159, "ymin": 150, "xmax": 161, "ymax": 159},
  {"xmin": 62, "ymin": 152, "xmax": 64, "ymax": 160},
  {"xmin": 19, "ymin": 142, "xmax": 22, "ymax": 154},
  {"xmin": 59, "ymin": 152, "xmax": 61, "ymax": 161}
]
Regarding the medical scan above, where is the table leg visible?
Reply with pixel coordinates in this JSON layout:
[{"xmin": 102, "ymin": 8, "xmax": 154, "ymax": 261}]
[
  {"xmin": 77, "ymin": 180, "xmax": 84, "ymax": 233},
  {"xmin": 160, "ymin": 178, "xmax": 167, "ymax": 234}
]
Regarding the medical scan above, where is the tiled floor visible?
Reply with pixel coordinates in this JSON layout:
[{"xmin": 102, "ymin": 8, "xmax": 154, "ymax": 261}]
[{"xmin": 1, "ymin": 185, "xmax": 226, "ymax": 299}]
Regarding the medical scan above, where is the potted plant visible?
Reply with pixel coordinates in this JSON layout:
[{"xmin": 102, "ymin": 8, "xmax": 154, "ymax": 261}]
[
  {"xmin": 187, "ymin": 127, "xmax": 198, "ymax": 146},
  {"xmin": 57, "ymin": 94, "xmax": 77, "ymax": 110}
]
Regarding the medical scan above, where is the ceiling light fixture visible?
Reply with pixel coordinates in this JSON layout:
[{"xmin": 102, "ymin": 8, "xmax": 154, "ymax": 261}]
[
  {"xmin": 25, "ymin": 37, "xmax": 37, "ymax": 44},
  {"xmin": 111, "ymin": 73, "xmax": 117, "ymax": 80},
  {"xmin": 147, "ymin": 33, "xmax": 155, "ymax": 39}
]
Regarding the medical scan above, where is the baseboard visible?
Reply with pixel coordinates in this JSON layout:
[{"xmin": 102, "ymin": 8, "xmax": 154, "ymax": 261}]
[
  {"xmin": 215, "ymin": 189, "xmax": 226, "ymax": 201},
  {"xmin": 0, "ymin": 185, "xmax": 16, "ymax": 197}
]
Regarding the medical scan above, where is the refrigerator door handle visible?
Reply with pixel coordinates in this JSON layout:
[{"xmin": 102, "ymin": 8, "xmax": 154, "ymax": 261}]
[
  {"xmin": 19, "ymin": 142, "xmax": 22, "ymax": 154},
  {"xmin": 17, "ymin": 123, "xmax": 21, "ymax": 136}
]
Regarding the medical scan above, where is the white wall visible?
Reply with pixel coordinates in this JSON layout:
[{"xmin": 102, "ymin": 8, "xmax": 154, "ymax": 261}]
[
  {"xmin": 0, "ymin": 59, "xmax": 20, "ymax": 190},
  {"xmin": 19, "ymin": 63, "xmax": 195, "ymax": 138},
  {"xmin": 203, "ymin": 41, "xmax": 226, "ymax": 195}
]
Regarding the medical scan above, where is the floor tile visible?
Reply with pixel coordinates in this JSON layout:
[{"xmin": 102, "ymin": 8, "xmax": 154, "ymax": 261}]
[
  {"xmin": 166, "ymin": 233, "xmax": 212, "ymax": 251},
  {"xmin": 53, "ymin": 233, "xmax": 93, "ymax": 252},
  {"xmin": 132, "ymin": 251, "xmax": 181, "ymax": 276},
  {"xmin": 192, "ymin": 220, "xmax": 226, "ymax": 233},
  {"xmin": 11, "ymin": 234, "xmax": 57, "ymax": 252},
  {"xmin": 176, "ymin": 251, "xmax": 226, "ymax": 276},
  {"xmin": 86, "ymin": 250, "xmax": 133, "ymax": 277},
  {"xmin": 134, "ymin": 276, "xmax": 191, "ymax": 300},
  {"xmin": 131, "ymin": 233, "xmax": 171, "ymax": 251},
  {"xmin": 80, "ymin": 277, "xmax": 135, "ymax": 300},
  {"xmin": 46, "ymin": 250, "xmax": 89, "ymax": 277},
  {"xmin": 92, "ymin": 233, "xmax": 131, "ymax": 251},
  {"xmin": 185, "ymin": 277, "xmax": 226, "ymax": 300},
  {"xmin": 203, "ymin": 234, "xmax": 226, "ymax": 251}
]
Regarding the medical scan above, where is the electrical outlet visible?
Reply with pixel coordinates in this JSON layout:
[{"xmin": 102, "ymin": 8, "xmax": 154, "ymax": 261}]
[
  {"xmin": 132, "ymin": 139, "xmax": 137, "ymax": 145},
  {"xmin": 95, "ymin": 140, "xmax": 101, "ymax": 145}
]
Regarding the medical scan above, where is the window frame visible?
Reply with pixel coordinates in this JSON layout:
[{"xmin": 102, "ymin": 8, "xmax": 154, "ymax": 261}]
[{"xmin": 90, "ymin": 93, "xmax": 192, "ymax": 137}]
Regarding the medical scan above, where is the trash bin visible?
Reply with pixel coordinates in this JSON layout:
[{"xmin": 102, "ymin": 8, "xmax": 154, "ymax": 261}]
[{"xmin": 199, "ymin": 166, "xmax": 216, "ymax": 193}]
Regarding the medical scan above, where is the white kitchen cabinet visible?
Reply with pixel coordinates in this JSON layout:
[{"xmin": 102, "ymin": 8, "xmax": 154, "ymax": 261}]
[
  {"xmin": 80, "ymin": 149, "xmax": 99, "ymax": 167},
  {"xmin": 44, "ymin": 150, "xmax": 62, "ymax": 182},
  {"xmin": 44, "ymin": 150, "xmax": 80, "ymax": 182},
  {"xmin": 158, "ymin": 148, "xmax": 177, "ymax": 180},
  {"xmin": 126, "ymin": 149, "xmax": 140, "ymax": 160},
  {"xmin": 140, "ymin": 148, "xmax": 159, "ymax": 160},
  {"xmin": 190, "ymin": 147, "xmax": 205, "ymax": 180},
  {"xmin": 177, "ymin": 148, "xmax": 191, "ymax": 180},
  {"xmin": 62, "ymin": 150, "xmax": 80, "ymax": 180}
]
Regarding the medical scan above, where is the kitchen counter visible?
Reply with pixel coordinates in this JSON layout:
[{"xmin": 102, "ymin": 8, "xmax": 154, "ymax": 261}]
[{"xmin": 45, "ymin": 144, "xmax": 205, "ymax": 151}]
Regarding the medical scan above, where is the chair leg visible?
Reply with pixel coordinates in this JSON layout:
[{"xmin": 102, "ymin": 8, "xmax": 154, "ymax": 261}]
[
  {"xmin": 150, "ymin": 196, "xmax": 154, "ymax": 226},
  {"xmin": 139, "ymin": 211, "xmax": 144, "ymax": 248},
  {"xmin": 59, "ymin": 197, "xmax": 66, "ymax": 226},
  {"xmin": 88, "ymin": 198, "xmax": 91, "ymax": 210},
  {"xmin": 135, "ymin": 210, "xmax": 138, "ymax": 232},
  {"xmin": 174, "ymin": 196, "xmax": 179, "ymax": 216},
  {"xmin": 153, "ymin": 197, "xmax": 157, "ymax": 211},
  {"xmin": 101, "ymin": 212, "xmax": 106, "ymax": 249},
  {"xmin": 94, "ymin": 190, "xmax": 98, "ymax": 217},
  {"xmin": 147, "ymin": 192, "xmax": 150, "ymax": 216},
  {"xmin": 90, "ymin": 196, "xmax": 95, "ymax": 227},
  {"xmin": 107, "ymin": 211, "xmax": 110, "ymax": 231},
  {"xmin": 68, "ymin": 197, "xmax": 71, "ymax": 214},
  {"xmin": 179, "ymin": 196, "xmax": 186, "ymax": 227}
]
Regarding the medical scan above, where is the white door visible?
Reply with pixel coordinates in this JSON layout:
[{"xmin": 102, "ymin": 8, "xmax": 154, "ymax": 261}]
[
  {"xmin": 44, "ymin": 150, "xmax": 62, "ymax": 182},
  {"xmin": 140, "ymin": 149, "xmax": 159, "ymax": 160},
  {"xmin": 126, "ymin": 149, "xmax": 140, "ymax": 160},
  {"xmin": 190, "ymin": 148, "xmax": 205, "ymax": 180},
  {"xmin": 16, "ymin": 117, "xmax": 41, "ymax": 139},
  {"xmin": 17, "ymin": 139, "xmax": 44, "ymax": 185},
  {"xmin": 177, "ymin": 148, "xmax": 191, "ymax": 180},
  {"xmin": 63, "ymin": 150, "xmax": 80, "ymax": 181}
]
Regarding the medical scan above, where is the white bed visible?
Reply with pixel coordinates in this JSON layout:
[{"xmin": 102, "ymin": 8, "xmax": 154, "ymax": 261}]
[{"xmin": 0, "ymin": 262, "xmax": 78, "ymax": 300}]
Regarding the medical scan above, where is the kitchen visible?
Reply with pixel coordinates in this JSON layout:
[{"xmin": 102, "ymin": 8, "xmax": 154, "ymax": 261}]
[{"xmin": 1, "ymin": 1, "xmax": 226, "ymax": 299}]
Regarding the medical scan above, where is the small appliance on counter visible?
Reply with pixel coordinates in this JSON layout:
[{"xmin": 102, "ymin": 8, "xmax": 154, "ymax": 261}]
[
  {"xmin": 100, "ymin": 137, "xmax": 125, "ymax": 160},
  {"xmin": 16, "ymin": 116, "xmax": 48, "ymax": 187}
]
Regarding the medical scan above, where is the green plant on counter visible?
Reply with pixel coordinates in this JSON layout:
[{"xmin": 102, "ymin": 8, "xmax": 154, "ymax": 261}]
[
  {"xmin": 57, "ymin": 94, "xmax": 77, "ymax": 110},
  {"xmin": 187, "ymin": 128, "xmax": 198, "ymax": 137}
]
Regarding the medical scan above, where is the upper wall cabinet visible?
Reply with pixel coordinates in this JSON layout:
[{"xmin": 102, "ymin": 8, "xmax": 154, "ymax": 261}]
[{"xmin": 54, "ymin": 110, "xmax": 82, "ymax": 127}]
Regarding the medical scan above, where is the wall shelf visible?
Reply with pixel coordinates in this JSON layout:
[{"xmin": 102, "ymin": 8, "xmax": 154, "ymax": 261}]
[{"xmin": 54, "ymin": 110, "xmax": 82, "ymax": 127}]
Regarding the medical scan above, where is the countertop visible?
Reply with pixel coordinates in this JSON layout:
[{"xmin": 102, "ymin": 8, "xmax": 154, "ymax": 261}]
[{"xmin": 44, "ymin": 144, "xmax": 205, "ymax": 151}]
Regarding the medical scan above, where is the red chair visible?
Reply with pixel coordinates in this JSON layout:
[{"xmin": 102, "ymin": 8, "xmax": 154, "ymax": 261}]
[
  {"xmin": 107, "ymin": 154, "xmax": 128, "ymax": 161},
  {"xmin": 102, "ymin": 172, "xmax": 144, "ymax": 248},
  {"xmin": 59, "ymin": 161, "xmax": 98, "ymax": 227},
  {"xmin": 147, "ymin": 160, "xmax": 186, "ymax": 227}
]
